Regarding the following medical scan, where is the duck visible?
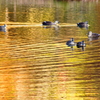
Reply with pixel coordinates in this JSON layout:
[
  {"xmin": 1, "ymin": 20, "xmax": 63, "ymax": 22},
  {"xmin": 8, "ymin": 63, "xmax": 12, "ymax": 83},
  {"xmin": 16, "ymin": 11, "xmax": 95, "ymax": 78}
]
[
  {"xmin": 42, "ymin": 21, "xmax": 59, "ymax": 25},
  {"xmin": 77, "ymin": 21, "xmax": 89, "ymax": 28},
  {"xmin": 66, "ymin": 38, "xmax": 76, "ymax": 47},
  {"xmin": 88, "ymin": 31, "xmax": 100, "ymax": 38},
  {"xmin": 0, "ymin": 24, "xmax": 7, "ymax": 32},
  {"xmin": 77, "ymin": 41, "xmax": 86, "ymax": 48}
]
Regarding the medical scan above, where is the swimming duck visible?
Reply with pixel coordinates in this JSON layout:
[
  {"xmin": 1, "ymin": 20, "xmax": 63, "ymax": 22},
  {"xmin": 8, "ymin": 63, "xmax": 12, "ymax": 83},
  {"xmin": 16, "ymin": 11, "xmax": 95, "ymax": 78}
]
[
  {"xmin": 77, "ymin": 41, "xmax": 86, "ymax": 48},
  {"xmin": 88, "ymin": 31, "xmax": 100, "ymax": 38},
  {"xmin": 42, "ymin": 21, "xmax": 59, "ymax": 25},
  {"xmin": 66, "ymin": 38, "xmax": 76, "ymax": 47},
  {"xmin": 0, "ymin": 24, "xmax": 7, "ymax": 32},
  {"xmin": 77, "ymin": 21, "xmax": 89, "ymax": 28}
]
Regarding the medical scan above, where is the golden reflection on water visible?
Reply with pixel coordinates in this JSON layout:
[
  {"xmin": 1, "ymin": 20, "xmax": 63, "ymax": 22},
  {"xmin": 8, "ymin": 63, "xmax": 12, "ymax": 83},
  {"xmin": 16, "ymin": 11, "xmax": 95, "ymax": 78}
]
[
  {"xmin": 0, "ymin": 27, "xmax": 100, "ymax": 100},
  {"xmin": 0, "ymin": 0, "xmax": 100, "ymax": 100}
]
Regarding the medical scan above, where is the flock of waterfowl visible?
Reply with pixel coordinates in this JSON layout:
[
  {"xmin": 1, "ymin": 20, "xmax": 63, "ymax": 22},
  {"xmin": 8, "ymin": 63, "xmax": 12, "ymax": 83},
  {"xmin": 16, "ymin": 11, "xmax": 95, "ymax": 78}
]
[
  {"xmin": 0, "ymin": 21, "xmax": 100, "ymax": 51},
  {"xmin": 42, "ymin": 21, "xmax": 100, "ymax": 51},
  {"xmin": 66, "ymin": 21, "xmax": 88, "ymax": 50}
]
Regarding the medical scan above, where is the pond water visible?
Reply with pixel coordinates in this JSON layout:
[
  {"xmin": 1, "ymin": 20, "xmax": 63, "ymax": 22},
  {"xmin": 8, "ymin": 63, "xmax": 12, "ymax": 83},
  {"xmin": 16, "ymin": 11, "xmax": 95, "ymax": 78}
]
[{"xmin": 0, "ymin": 0, "xmax": 100, "ymax": 100}]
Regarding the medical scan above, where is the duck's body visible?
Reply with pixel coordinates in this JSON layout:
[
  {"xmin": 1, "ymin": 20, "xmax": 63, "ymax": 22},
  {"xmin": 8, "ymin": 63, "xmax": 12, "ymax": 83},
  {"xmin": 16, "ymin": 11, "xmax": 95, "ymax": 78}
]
[
  {"xmin": 88, "ymin": 31, "xmax": 100, "ymax": 38},
  {"xmin": 42, "ymin": 21, "xmax": 59, "ymax": 25},
  {"xmin": 77, "ymin": 21, "xmax": 88, "ymax": 28},
  {"xmin": 66, "ymin": 38, "xmax": 75, "ymax": 47},
  {"xmin": 77, "ymin": 41, "xmax": 86, "ymax": 48},
  {"xmin": 0, "ymin": 24, "xmax": 7, "ymax": 32}
]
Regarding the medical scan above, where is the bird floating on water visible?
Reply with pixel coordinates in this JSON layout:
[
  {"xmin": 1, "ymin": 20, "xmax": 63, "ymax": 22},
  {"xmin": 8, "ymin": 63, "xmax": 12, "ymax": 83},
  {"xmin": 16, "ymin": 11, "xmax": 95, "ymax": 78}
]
[
  {"xmin": 77, "ymin": 21, "xmax": 89, "ymax": 28},
  {"xmin": 76, "ymin": 41, "xmax": 86, "ymax": 51},
  {"xmin": 0, "ymin": 24, "xmax": 7, "ymax": 32},
  {"xmin": 77, "ymin": 41, "xmax": 86, "ymax": 48},
  {"xmin": 88, "ymin": 31, "xmax": 100, "ymax": 38},
  {"xmin": 66, "ymin": 38, "xmax": 76, "ymax": 51},
  {"xmin": 42, "ymin": 21, "xmax": 59, "ymax": 25},
  {"xmin": 66, "ymin": 38, "xmax": 76, "ymax": 47}
]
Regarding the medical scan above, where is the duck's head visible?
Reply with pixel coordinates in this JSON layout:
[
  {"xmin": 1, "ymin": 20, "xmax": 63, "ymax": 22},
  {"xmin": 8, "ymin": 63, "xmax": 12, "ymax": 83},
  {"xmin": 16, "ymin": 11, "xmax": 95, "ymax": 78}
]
[
  {"xmin": 54, "ymin": 21, "xmax": 59, "ymax": 24},
  {"xmin": 82, "ymin": 41, "xmax": 86, "ymax": 46},
  {"xmin": 88, "ymin": 31, "xmax": 92, "ymax": 36},
  {"xmin": 71, "ymin": 38, "xmax": 74, "ymax": 41},
  {"xmin": 4, "ymin": 24, "xmax": 7, "ymax": 27}
]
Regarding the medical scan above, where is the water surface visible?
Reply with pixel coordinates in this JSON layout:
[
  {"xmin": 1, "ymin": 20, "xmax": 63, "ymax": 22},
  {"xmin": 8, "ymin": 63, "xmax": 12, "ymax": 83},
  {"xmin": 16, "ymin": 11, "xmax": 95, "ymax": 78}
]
[{"xmin": 0, "ymin": 0, "xmax": 100, "ymax": 100}]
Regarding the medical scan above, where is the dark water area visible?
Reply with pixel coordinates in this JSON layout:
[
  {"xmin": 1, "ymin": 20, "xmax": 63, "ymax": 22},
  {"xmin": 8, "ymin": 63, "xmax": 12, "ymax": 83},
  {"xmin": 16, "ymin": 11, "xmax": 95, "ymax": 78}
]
[{"xmin": 0, "ymin": 0, "xmax": 100, "ymax": 100}]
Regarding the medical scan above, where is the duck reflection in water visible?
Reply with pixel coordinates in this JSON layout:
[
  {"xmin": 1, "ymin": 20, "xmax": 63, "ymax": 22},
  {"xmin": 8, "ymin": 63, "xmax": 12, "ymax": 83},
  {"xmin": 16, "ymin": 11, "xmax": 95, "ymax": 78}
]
[
  {"xmin": 43, "ymin": 25, "xmax": 59, "ymax": 30},
  {"xmin": 77, "ymin": 21, "xmax": 89, "ymax": 29},
  {"xmin": 76, "ymin": 41, "xmax": 86, "ymax": 51},
  {"xmin": 88, "ymin": 37, "xmax": 100, "ymax": 41},
  {"xmin": 66, "ymin": 38, "xmax": 76, "ymax": 50},
  {"xmin": 0, "ymin": 24, "xmax": 7, "ymax": 32}
]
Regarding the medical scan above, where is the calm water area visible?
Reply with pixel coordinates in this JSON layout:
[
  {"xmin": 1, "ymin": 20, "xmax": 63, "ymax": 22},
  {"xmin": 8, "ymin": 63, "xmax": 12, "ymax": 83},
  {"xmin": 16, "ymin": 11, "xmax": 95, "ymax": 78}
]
[{"xmin": 0, "ymin": 0, "xmax": 100, "ymax": 100}]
